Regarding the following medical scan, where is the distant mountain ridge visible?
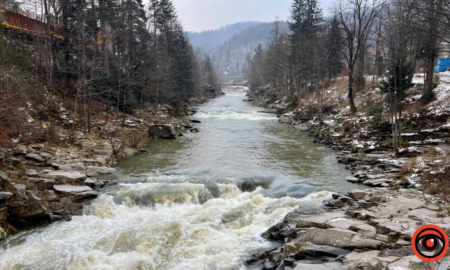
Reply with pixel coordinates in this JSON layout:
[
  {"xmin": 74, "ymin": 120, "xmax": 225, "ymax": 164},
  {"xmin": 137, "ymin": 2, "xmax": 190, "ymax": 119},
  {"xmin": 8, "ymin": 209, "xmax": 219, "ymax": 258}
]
[
  {"xmin": 188, "ymin": 21, "xmax": 289, "ymax": 78},
  {"xmin": 187, "ymin": 22, "xmax": 262, "ymax": 52}
]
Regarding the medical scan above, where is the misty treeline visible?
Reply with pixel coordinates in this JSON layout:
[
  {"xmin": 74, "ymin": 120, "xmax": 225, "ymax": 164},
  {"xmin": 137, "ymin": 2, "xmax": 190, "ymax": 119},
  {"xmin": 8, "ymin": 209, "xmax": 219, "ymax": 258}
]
[{"xmin": 0, "ymin": 0, "xmax": 220, "ymax": 126}]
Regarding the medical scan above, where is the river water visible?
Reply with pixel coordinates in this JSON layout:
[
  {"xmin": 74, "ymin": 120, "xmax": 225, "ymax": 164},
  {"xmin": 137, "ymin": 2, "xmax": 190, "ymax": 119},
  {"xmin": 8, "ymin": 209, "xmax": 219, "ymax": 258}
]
[{"xmin": 0, "ymin": 91, "xmax": 359, "ymax": 270}]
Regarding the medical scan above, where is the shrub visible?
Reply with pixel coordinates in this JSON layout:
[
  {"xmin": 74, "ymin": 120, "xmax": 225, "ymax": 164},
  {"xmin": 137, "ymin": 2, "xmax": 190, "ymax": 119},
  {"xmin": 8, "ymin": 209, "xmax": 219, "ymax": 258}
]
[{"xmin": 366, "ymin": 99, "xmax": 384, "ymax": 127}]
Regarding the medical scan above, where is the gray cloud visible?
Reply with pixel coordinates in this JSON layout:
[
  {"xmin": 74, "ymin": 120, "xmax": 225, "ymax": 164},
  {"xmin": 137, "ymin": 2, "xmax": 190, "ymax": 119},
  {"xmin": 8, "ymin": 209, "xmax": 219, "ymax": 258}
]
[{"xmin": 173, "ymin": 0, "xmax": 334, "ymax": 32}]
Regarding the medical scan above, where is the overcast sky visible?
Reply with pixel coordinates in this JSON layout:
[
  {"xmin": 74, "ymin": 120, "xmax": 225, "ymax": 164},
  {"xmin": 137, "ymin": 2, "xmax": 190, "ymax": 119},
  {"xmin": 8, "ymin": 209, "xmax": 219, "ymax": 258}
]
[{"xmin": 172, "ymin": 0, "xmax": 334, "ymax": 32}]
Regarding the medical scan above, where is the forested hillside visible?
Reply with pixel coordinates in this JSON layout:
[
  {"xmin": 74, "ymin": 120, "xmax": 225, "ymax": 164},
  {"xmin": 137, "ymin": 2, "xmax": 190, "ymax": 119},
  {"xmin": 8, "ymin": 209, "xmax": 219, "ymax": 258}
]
[
  {"xmin": 210, "ymin": 21, "xmax": 289, "ymax": 77},
  {"xmin": 0, "ymin": 0, "xmax": 220, "ymax": 145},
  {"xmin": 188, "ymin": 21, "xmax": 288, "ymax": 78},
  {"xmin": 187, "ymin": 21, "xmax": 261, "ymax": 52}
]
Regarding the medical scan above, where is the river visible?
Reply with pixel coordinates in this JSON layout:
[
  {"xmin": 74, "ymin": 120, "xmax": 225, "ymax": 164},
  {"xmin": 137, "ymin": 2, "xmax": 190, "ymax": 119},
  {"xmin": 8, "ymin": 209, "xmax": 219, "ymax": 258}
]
[{"xmin": 0, "ymin": 91, "xmax": 360, "ymax": 270}]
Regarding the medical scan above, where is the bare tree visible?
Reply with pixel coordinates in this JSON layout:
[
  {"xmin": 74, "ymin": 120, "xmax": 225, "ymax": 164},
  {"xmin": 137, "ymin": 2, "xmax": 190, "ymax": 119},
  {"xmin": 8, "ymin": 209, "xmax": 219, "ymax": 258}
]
[{"xmin": 336, "ymin": 0, "xmax": 385, "ymax": 114}]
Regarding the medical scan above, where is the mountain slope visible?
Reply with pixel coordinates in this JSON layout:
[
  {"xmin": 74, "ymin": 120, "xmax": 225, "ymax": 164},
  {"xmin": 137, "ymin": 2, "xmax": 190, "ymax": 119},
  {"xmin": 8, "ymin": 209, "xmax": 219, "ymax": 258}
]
[
  {"xmin": 209, "ymin": 21, "xmax": 289, "ymax": 77},
  {"xmin": 187, "ymin": 22, "xmax": 262, "ymax": 52}
]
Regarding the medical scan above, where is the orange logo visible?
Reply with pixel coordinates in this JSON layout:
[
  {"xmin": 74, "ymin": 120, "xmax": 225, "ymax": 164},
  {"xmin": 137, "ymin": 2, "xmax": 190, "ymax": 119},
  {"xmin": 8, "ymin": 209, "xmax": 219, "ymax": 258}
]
[{"xmin": 411, "ymin": 224, "xmax": 449, "ymax": 262}]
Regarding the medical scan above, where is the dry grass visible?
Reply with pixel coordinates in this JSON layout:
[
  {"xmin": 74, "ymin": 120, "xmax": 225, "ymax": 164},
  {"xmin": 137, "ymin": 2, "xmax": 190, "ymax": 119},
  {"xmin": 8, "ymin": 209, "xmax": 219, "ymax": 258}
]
[
  {"xmin": 422, "ymin": 167, "xmax": 450, "ymax": 201},
  {"xmin": 400, "ymin": 158, "xmax": 418, "ymax": 177}
]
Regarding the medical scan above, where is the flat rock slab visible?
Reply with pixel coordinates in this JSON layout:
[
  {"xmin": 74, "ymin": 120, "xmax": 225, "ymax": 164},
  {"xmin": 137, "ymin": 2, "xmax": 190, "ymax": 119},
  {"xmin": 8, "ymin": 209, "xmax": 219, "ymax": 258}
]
[
  {"xmin": 295, "ymin": 228, "xmax": 383, "ymax": 250},
  {"xmin": 299, "ymin": 244, "xmax": 352, "ymax": 258},
  {"xmin": 346, "ymin": 176, "xmax": 360, "ymax": 183},
  {"xmin": 46, "ymin": 171, "xmax": 87, "ymax": 183},
  {"xmin": 0, "ymin": 192, "xmax": 13, "ymax": 200},
  {"xmin": 293, "ymin": 262, "xmax": 342, "ymax": 270},
  {"xmin": 54, "ymin": 185, "xmax": 93, "ymax": 195},
  {"xmin": 86, "ymin": 166, "xmax": 116, "ymax": 177},
  {"xmin": 297, "ymin": 212, "xmax": 346, "ymax": 229},
  {"xmin": 326, "ymin": 217, "xmax": 367, "ymax": 231},
  {"xmin": 386, "ymin": 255, "xmax": 438, "ymax": 270},
  {"xmin": 24, "ymin": 153, "xmax": 45, "ymax": 163},
  {"xmin": 74, "ymin": 191, "xmax": 99, "ymax": 201}
]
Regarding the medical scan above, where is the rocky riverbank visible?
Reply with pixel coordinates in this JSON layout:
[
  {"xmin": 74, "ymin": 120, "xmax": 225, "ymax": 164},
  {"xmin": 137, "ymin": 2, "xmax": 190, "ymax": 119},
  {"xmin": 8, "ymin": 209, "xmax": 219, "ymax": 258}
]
[
  {"xmin": 0, "ymin": 100, "xmax": 206, "ymax": 242},
  {"xmin": 246, "ymin": 84, "xmax": 450, "ymax": 269}
]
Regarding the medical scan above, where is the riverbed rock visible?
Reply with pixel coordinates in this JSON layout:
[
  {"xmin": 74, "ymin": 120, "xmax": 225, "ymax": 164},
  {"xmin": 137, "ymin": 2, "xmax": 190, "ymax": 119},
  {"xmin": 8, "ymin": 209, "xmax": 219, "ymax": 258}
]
[
  {"xmin": 46, "ymin": 171, "xmax": 87, "ymax": 184},
  {"xmin": 24, "ymin": 153, "xmax": 45, "ymax": 163},
  {"xmin": 237, "ymin": 178, "xmax": 257, "ymax": 192},
  {"xmin": 53, "ymin": 185, "xmax": 93, "ymax": 195},
  {"xmin": 279, "ymin": 114, "xmax": 291, "ymax": 124},
  {"xmin": 73, "ymin": 191, "xmax": 99, "ymax": 201},
  {"xmin": 346, "ymin": 176, "xmax": 360, "ymax": 183},
  {"xmin": 0, "ymin": 192, "xmax": 13, "ymax": 200},
  {"xmin": 297, "ymin": 212, "xmax": 346, "ymax": 229},
  {"xmin": 86, "ymin": 166, "xmax": 116, "ymax": 177},
  {"xmin": 294, "ymin": 228, "xmax": 384, "ymax": 250},
  {"xmin": 85, "ymin": 178, "xmax": 104, "ymax": 189},
  {"xmin": 12, "ymin": 145, "xmax": 27, "ymax": 155},
  {"xmin": 148, "ymin": 124, "xmax": 177, "ymax": 139},
  {"xmin": 292, "ymin": 262, "xmax": 342, "ymax": 270}
]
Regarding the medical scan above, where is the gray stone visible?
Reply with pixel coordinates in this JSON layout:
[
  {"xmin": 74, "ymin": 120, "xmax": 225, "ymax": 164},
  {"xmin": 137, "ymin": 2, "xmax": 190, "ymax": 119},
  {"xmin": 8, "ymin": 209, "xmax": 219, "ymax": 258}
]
[
  {"xmin": 54, "ymin": 185, "xmax": 93, "ymax": 195},
  {"xmin": 86, "ymin": 166, "xmax": 116, "ymax": 177},
  {"xmin": 12, "ymin": 145, "xmax": 27, "ymax": 155},
  {"xmin": 0, "ymin": 148, "xmax": 7, "ymax": 160},
  {"xmin": 348, "ymin": 190, "xmax": 371, "ymax": 200},
  {"xmin": 24, "ymin": 153, "xmax": 45, "ymax": 163},
  {"xmin": 386, "ymin": 255, "xmax": 438, "ymax": 270},
  {"xmin": 348, "ymin": 223, "xmax": 377, "ymax": 238},
  {"xmin": 292, "ymin": 262, "xmax": 342, "ymax": 270},
  {"xmin": 9, "ymin": 203, "xmax": 48, "ymax": 219},
  {"xmin": 25, "ymin": 190, "xmax": 41, "ymax": 203},
  {"xmin": 295, "ymin": 228, "xmax": 383, "ymax": 250},
  {"xmin": 346, "ymin": 176, "xmax": 360, "ymax": 183},
  {"xmin": 297, "ymin": 212, "xmax": 346, "ymax": 229},
  {"xmin": 46, "ymin": 171, "xmax": 87, "ymax": 183},
  {"xmin": 73, "ymin": 191, "xmax": 99, "ymax": 201},
  {"xmin": 0, "ymin": 192, "xmax": 13, "ymax": 200},
  {"xmin": 296, "ymin": 244, "xmax": 352, "ymax": 258},
  {"xmin": 148, "ymin": 124, "xmax": 177, "ymax": 139},
  {"xmin": 26, "ymin": 169, "xmax": 39, "ymax": 177},
  {"xmin": 0, "ymin": 171, "xmax": 10, "ymax": 181},
  {"xmin": 39, "ymin": 152, "xmax": 53, "ymax": 160},
  {"xmin": 85, "ymin": 178, "xmax": 104, "ymax": 189}
]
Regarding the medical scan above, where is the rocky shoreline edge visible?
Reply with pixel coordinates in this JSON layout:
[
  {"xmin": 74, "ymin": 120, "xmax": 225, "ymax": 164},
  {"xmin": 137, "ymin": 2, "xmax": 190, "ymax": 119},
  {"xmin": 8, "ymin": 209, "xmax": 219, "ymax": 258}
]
[
  {"xmin": 0, "ymin": 100, "xmax": 206, "ymax": 242},
  {"xmin": 246, "ymin": 97, "xmax": 450, "ymax": 270}
]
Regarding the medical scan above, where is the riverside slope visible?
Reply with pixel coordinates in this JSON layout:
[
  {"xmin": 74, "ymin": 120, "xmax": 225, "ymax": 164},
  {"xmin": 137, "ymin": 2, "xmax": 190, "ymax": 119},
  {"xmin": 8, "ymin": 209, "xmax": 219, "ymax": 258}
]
[{"xmin": 246, "ymin": 88, "xmax": 450, "ymax": 269}]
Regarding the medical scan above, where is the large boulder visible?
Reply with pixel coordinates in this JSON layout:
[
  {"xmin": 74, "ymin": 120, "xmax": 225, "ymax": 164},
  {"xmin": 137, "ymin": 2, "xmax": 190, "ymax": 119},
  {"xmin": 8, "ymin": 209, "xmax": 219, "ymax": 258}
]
[
  {"xmin": 86, "ymin": 166, "xmax": 116, "ymax": 177},
  {"xmin": 148, "ymin": 124, "xmax": 177, "ymax": 139}
]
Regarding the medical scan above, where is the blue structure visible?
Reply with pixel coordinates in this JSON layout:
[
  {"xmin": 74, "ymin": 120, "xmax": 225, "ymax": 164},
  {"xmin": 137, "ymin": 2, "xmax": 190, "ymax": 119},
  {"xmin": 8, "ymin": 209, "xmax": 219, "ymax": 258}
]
[{"xmin": 435, "ymin": 59, "xmax": 450, "ymax": 72}]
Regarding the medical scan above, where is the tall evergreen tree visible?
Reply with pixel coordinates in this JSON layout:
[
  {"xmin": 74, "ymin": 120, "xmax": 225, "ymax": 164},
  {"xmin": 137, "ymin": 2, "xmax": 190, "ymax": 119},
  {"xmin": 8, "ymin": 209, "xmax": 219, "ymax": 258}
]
[{"xmin": 325, "ymin": 16, "xmax": 343, "ymax": 81}]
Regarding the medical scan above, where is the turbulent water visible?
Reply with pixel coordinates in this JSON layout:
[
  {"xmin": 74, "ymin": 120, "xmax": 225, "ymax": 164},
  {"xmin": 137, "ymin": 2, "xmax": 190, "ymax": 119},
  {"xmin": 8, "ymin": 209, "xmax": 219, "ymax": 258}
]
[{"xmin": 0, "ymin": 90, "xmax": 360, "ymax": 270}]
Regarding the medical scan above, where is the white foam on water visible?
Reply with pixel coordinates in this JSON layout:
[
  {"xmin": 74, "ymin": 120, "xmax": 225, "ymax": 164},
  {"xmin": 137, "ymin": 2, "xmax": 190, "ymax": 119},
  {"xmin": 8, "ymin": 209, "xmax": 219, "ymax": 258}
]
[
  {"xmin": 0, "ymin": 184, "xmax": 333, "ymax": 270},
  {"xmin": 195, "ymin": 110, "xmax": 276, "ymax": 121},
  {"xmin": 223, "ymin": 91, "xmax": 247, "ymax": 97}
]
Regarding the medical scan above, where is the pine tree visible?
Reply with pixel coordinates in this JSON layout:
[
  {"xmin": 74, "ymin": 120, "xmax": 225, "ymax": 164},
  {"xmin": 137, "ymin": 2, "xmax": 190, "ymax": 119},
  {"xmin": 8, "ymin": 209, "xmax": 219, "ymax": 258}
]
[
  {"xmin": 325, "ymin": 16, "xmax": 343, "ymax": 81},
  {"xmin": 379, "ymin": 59, "xmax": 413, "ymax": 99}
]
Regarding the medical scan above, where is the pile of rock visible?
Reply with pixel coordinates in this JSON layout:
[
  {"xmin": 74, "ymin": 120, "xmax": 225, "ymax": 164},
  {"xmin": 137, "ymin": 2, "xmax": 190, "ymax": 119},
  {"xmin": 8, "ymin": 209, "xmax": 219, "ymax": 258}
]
[
  {"xmin": 0, "ymin": 144, "xmax": 117, "ymax": 241},
  {"xmin": 249, "ymin": 188, "xmax": 446, "ymax": 270}
]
